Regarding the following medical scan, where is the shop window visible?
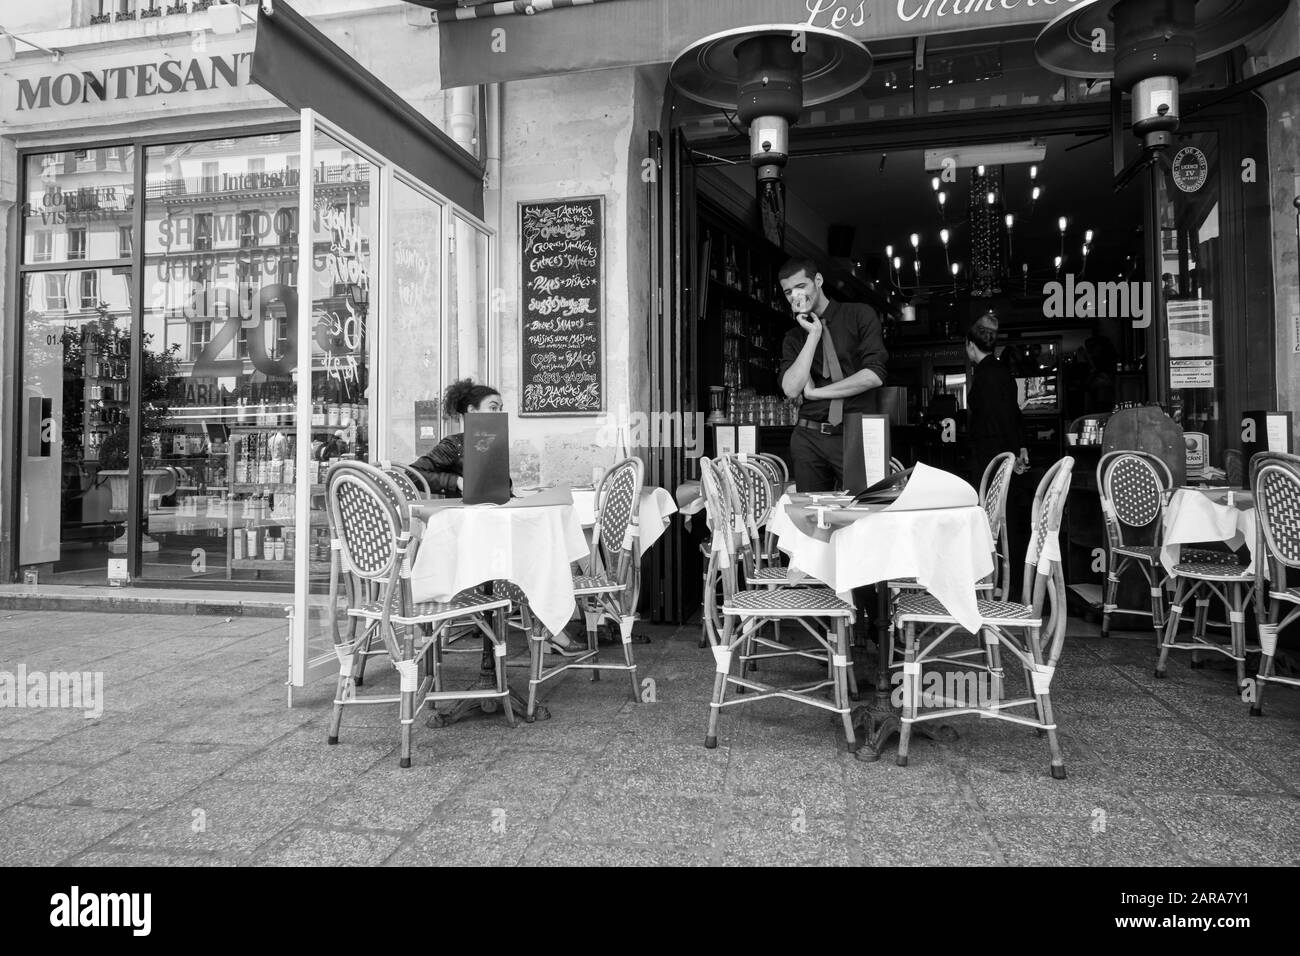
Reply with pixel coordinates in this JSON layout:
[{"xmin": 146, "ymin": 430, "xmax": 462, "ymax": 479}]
[
  {"xmin": 190, "ymin": 320, "xmax": 213, "ymax": 362},
  {"xmin": 42, "ymin": 272, "xmax": 68, "ymax": 312},
  {"xmin": 79, "ymin": 270, "xmax": 99, "ymax": 311},
  {"xmin": 200, "ymin": 161, "xmax": 219, "ymax": 194},
  {"xmin": 67, "ymin": 228, "xmax": 87, "ymax": 261},
  {"xmin": 32, "ymin": 231, "xmax": 53, "ymax": 263},
  {"xmin": 118, "ymin": 225, "xmax": 133, "ymax": 258},
  {"xmin": 194, "ymin": 213, "xmax": 213, "ymax": 251}
]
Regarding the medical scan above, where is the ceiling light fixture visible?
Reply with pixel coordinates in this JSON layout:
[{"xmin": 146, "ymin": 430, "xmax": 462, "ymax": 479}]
[{"xmin": 924, "ymin": 140, "xmax": 1047, "ymax": 171}]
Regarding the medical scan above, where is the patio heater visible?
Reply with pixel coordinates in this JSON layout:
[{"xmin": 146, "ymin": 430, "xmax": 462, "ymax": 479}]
[
  {"xmin": 1035, "ymin": 0, "xmax": 1289, "ymax": 408},
  {"xmin": 1035, "ymin": 0, "xmax": 1289, "ymax": 184},
  {"xmin": 669, "ymin": 25, "xmax": 872, "ymax": 246}
]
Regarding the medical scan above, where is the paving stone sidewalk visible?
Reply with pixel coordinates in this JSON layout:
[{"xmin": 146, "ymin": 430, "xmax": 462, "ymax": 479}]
[{"xmin": 0, "ymin": 609, "xmax": 1297, "ymax": 866}]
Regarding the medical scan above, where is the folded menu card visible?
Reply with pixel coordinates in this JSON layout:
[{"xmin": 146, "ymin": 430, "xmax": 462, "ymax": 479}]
[{"xmin": 882, "ymin": 462, "xmax": 977, "ymax": 512}]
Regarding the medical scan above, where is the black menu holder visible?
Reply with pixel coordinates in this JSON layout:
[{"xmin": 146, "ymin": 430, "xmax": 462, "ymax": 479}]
[
  {"xmin": 462, "ymin": 412, "xmax": 512, "ymax": 505},
  {"xmin": 843, "ymin": 412, "xmax": 891, "ymax": 496},
  {"xmin": 1241, "ymin": 410, "xmax": 1294, "ymax": 490}
]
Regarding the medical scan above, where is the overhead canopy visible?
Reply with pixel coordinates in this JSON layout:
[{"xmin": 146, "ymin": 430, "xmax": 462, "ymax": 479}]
[
  {"xmin": 254, "ymin": 0, "xmax": 483, "ymax": 217},
  {"xmin": 436, "ymin": 0, "xmax": 1095, "ymax": 88}
]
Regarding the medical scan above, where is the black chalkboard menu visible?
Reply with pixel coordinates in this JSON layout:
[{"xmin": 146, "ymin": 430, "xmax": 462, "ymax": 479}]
[{"xmin": 519, "ymin": 196, "xmax": 604, "ymax": 416}]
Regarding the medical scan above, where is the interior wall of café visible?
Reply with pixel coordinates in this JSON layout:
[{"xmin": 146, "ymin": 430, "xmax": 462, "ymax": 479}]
[
  {"xmin": 494, "ymin": 66, "xmax": 653, "ymax": 486},
  {"xmin": 1249, "ymin": 3, "xmax": 1300, "ymax": 417}
]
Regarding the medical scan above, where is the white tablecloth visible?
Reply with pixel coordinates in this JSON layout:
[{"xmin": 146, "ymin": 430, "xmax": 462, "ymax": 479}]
[
  {"xmin": 572, "ymin": 486, "xmax": 679, "ymax": 552},
  {"xmin": 1161, "ymin": 488, "xmax": 1257, "ymax": 574},
  {"xmin": 408, "ymin": 499, "xmax": 590, "ymax": 636},
  {"xmin": 768, "ymin": 495, "xmax": 995, "ymax": 633}
]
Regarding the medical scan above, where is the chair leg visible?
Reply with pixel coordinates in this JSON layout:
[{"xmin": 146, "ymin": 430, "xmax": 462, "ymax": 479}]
[
  {"xmin": 1155, "ymin": 578, "xmax": 1188, "ymax": 678},
  {"xmin": 493, "ymin": 609, "xmax": 515, "ymax": 728},
  {"xmin": 1101, "ymin": 563, "xmax": 1120, "ymax": 638},
  {"xmin": 619, "ymin": 614, "xmax": 639, "ymax": 702},
  {"xmin": 983, "ymin": 627, "xmax": 1004, "ymax": 704},
  {"xmin": 705, "ymin": 617, "xmax": 735, "ymax": 749},
  {"xmin": 1189, "ymin": 595, "xmax": 1210, "ymax": 668},
  {"xmin": 897, "ymin": 622, "xmax": 917, "ymax": 766},
  {"xmin": 846, "ymin": 638, "xmax": 860, "ymax": 701},
  {"xmin": 1253, "ymin": 598, "xmax": 1280, "ymax": 717},
  {"xmin": 1229, "ymin": 587, "xmax": 1247, "ymax": 691},
  {"xmin": 584, "ymin": 605, "xmax": 601, "ymax": 681},
  {"xmin": 1141, "ymin": 563, "xmax": 1166, "ymax": 649},
  {"xmin": 1027, "ymin": 626, "xmax": 1065, "ymax": 779},
  {"xmin": 834, "ymin": 619, "xmax": 858, "ymax": 752},
  {"xmin": 526, "ymin": 627, "xmax": 546, "ymax": 722},
  {"xmin": 327, "ymin": 643, "xmax": 363, "ymax": 745}
]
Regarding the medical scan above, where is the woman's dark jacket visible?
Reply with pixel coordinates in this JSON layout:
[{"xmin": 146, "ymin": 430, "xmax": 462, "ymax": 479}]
[{"xmin": 410, "ymin": 433, "xmax": 465, "ymax": 496}]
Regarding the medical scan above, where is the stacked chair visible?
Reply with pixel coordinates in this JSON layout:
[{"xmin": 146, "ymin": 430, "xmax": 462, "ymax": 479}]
[
  {"xmin": 698, "ymin": 456, "xmax": 859, "ymax": 753},
  {"xmin": 323, "ymin": 461, "xmax": 513, "ymax": 768},
  {"xmin": 1249, "ymin": 451, "xmax": 1300, "ymax": 715},
  {"xmin": 891, "ymin": 457, "xmax": 1075, "ymax": 778}
]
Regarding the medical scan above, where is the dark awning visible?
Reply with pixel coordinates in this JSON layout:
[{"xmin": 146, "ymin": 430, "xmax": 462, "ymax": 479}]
[
  {"xmin": 436, "ymin": 0, "xmax": 1086, "ymax": 88},
  {"xmin": 254, "ymin": 0, "xmax": 483, "ymax": 217}
]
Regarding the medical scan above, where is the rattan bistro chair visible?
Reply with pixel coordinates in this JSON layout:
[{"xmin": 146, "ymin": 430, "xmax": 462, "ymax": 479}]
[
  {"xmin": 884, "ymin": 452, "xmax": 1015, "ymax": 668},
  {"xmin": 525, "ymin": 456, "xmax": 643, "ymax": 719},
  {"xmin": 324, "ymin": 462, "xmax": 514, "ymax": 767},
  {"xmin": 698, "ymin": 457, "xmax": 859, "ymax": 753},
  {"xmin": 1249, "ymin": 452, "xmax": 1300, "ymax": 715},
  {"xmin": 892, "ymin": 456, "xmax": 1075, "ymax": 778},
  {"xmin": 380, "ymin": 461, "xmax": 431, "ymax": 499},
  {"xmin": 1098, "ymin": 450, "xmax": 1236, "ymax": 644}
]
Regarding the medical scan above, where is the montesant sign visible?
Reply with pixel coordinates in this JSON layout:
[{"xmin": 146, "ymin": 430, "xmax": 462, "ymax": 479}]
[{"xmin": 437, "ymin": 0, "xmax": 1088, "ymax": 87}]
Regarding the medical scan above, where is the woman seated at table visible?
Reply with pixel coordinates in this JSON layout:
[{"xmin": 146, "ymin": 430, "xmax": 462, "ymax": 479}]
[
  {"xmin": 410, "ymin": 380, "xmax": 584, "ymax": 655},
  {"xmin": 410, "ymin": 379, "xmax": 504, "ymax": 496}
]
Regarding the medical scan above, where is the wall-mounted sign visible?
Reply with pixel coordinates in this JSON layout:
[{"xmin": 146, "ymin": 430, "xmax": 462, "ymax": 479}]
[
  {"xmin": 2, "ymin": 36, "xmax": 263, "ymax": 128},
  {"xmin": 1172, "ymin": 146, "xmax": 1209, "ymax": 193},
  {"xmin": 14, "ymin": 53, "xmax": 252, "ymax": 111},
  {"xmin": 518, "ymin": 196, "xmax": 605, "ymax": 416},
  {"xmin": 1170, "ymin": 358, "xmax": 1214, "ymax": 389}
]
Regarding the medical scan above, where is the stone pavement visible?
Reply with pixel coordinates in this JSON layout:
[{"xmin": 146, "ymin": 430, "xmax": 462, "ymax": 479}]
[{"xmin": 0, "ymin": 608, "xmax": 1298, "ymax": 866}]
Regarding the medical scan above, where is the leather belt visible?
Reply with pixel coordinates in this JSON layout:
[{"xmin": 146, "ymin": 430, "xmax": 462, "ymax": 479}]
[{"xmin": 798, "ymin": 418, "xmax": 842, "ymax": 436}]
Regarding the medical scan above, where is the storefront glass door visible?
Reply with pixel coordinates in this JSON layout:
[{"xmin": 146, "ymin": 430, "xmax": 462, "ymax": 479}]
[
  {"xmin": 1157, "ymin": 130, "xmax": 1228, "ymax": 471},
  {"xmin": 17, "ymin": 148, "xmax": 136, "ymax": 581},
  {"xmin": 140, "ymin": 132, "xmax": 303, "ymax": 583}
]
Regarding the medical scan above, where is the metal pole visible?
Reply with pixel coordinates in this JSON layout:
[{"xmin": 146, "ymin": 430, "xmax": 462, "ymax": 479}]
[{"xmin": 1145, "ymin": 159, "xmax": 1168, "ymax": 410}]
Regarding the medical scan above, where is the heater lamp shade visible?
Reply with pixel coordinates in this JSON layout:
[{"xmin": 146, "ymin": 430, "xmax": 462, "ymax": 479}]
[
  {"xmin": 1034, "ymin": 0, "xmax": 1289, "ymax": 79},
  {"xmin": 669, "ymin": 24, "xmax": 871, "ymax": 112}
]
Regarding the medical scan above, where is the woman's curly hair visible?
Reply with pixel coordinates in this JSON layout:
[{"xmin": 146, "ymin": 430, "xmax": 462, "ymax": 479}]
[{"xmin": 443, "ymin": 378, "xmax": 500, "ymax": 418}]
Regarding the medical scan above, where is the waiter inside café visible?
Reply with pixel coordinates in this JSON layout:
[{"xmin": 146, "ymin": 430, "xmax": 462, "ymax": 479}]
[{"xmin": 778, "ymin": 257, "xmax": 889, "ymax": 491}]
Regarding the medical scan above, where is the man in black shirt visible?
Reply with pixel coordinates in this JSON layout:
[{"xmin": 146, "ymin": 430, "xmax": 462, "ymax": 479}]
[
  {"xmin": 778, "ymin": 258, "xmax": 889, "ymax": 491},
  {"xmin": 965, "ymin": 314, "xmax": 1029, "ymax": 485}
]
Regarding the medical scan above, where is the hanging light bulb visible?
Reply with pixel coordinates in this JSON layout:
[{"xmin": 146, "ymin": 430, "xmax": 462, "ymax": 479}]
[
  {"xmin": 1085, "ymin": 229, "xmax": 1094, "ymax": 243},
  {"xmin": 977, "ymin": 165, "xmax": 986, "ymax": 177},
  {"xmin": 951, "ymin": 262, "xmax": 960, "ymax": 277},
  {"xmin": 938, "ymin": 191, "xmax": 947, "ymax": 208},
  {"xmin": 886, "ymin": 244, "xmax": 893, "ymax": 259},
  {"xmin": 1032, "ymin": 186, "xmax": 1042, "ymax": 201},
  {"xmin": 1054, "ymin": 255, "xmax": 1062, "ymax": 271},
  {"xmin": 939, "ymin": 228, "xmax": 950, "ymax": 245},
  {"xmin": 1082, "ymin": 244, "xmax": 1091, "ymax": 257},
  {"xmin": 987, "ymin": 191, "xmax": 996, "ymax": 205},
  {"xmin": 931, "ymin": 176, "xmax": 940, "ymax": 192},
  {"xmin": 1058, "ymin": 216, "xmax": 1068, "ymax": 234},
  {"xmin": 910, "ymin": 233, "xmax": 920, "ymax": 249},
  {"xmin": 893, "ymin": 256, "xmax": 902, "ymax": 271},
  {"xmin": 1022, "ymin": 263, "xmax": 1029, "ymax": 275},
  {"xmin": 1005, "ymin": 213, "xmax": 1014, "ymax": 229},
  {"xmin": 1029, "ymin": 165, "xmax": 1038, "ymax": 180}
]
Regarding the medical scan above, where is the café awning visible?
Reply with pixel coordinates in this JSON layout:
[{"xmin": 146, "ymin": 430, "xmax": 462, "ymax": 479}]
[
  {"xmin": 254, "ymin": 0, "xmax": 484, "ymax": 216},
  {"xmin": 434, "ymin": 0, "xmax": 1090, "ymax": 88}
]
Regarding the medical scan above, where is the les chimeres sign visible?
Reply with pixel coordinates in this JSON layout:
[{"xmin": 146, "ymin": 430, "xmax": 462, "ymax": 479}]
[{"xmin": 15, "ymin": 52, "xmax": 251, "ymax": 111}]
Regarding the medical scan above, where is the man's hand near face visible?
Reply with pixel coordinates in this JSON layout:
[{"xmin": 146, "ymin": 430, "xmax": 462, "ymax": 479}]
[{"xmin": 794, "ymin": 311, "xmax": 823, "ymax": 341}]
